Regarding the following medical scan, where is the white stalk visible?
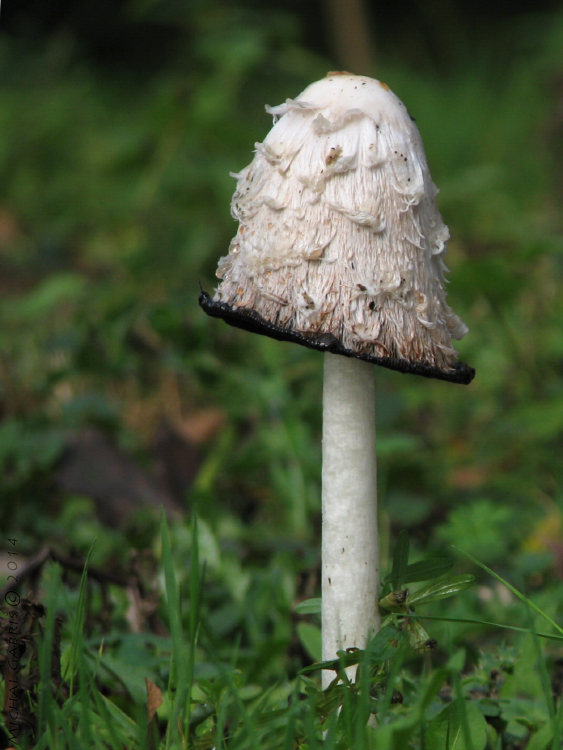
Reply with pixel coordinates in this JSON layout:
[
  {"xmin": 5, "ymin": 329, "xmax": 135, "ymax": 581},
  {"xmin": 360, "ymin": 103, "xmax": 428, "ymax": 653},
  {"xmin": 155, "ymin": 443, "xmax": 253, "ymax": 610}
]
[{"xmin": 321, "ymin": 353, "xmax": 380, "ymax": 687}]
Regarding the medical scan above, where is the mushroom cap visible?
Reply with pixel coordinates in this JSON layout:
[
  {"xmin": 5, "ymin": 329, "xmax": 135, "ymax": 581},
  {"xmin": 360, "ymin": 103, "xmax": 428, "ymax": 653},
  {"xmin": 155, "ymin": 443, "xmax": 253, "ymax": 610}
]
[{"xmin": 200, "ymin": 73, "xmax": 474, "ymax": 384}]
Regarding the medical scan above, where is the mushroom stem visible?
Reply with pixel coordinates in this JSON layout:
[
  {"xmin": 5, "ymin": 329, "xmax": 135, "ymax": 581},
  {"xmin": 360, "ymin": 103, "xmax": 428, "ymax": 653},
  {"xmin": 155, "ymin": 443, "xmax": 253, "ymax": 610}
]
[{"xmin": 322, "ymin": 353, "xmax": 380, "ymax": 686}]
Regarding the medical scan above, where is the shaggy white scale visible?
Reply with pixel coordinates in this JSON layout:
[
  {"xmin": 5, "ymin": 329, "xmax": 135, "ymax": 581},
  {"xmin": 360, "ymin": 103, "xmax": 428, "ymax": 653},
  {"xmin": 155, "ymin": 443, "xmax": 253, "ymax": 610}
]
[{"xmin": 204, "ymin": 73, "xmax": 473, "ymax": 382}]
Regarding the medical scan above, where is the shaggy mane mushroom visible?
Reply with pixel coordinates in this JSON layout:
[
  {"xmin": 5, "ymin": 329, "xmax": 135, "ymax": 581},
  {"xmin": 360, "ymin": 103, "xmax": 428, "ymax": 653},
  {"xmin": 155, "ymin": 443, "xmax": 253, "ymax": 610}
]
[{"xmin": 200, "ymin": 72, "xmax": 474, "ymax": 684}]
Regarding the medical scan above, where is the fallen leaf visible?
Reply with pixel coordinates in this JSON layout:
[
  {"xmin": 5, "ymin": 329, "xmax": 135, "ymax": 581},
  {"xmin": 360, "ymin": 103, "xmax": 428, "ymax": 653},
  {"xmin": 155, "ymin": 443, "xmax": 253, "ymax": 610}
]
[{"xmin": 146, "ymin": 677, "xmax": 163, "ymax": 722}]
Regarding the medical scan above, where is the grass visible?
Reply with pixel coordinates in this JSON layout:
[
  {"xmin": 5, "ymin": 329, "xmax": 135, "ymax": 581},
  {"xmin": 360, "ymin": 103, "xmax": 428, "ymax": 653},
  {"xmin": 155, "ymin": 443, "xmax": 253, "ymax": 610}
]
[{"xmin": 2, "ymin": 517, "xmax": 563, "ymax": 749}]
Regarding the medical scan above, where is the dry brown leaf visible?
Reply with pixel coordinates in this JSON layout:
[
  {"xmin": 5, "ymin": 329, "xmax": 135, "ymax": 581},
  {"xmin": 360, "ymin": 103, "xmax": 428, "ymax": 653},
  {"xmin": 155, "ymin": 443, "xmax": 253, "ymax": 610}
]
[
  {"xmin": 176, "ymin": 408, "xmax": 225, "ymax": 444},
  {"xmin": 146, "ymin": 677, "xmax": 163, "ymax": 722},
  {"xmin": 449, "ymin": 466, "xmax": 488, "ymax": 489}
]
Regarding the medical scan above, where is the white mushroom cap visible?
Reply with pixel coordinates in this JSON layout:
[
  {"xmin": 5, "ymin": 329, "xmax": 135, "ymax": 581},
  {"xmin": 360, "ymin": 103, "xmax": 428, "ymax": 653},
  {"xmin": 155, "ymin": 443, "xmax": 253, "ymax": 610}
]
[{"xmin": 200, "ymin": 72, "xmax": 474, "ymax": 383}]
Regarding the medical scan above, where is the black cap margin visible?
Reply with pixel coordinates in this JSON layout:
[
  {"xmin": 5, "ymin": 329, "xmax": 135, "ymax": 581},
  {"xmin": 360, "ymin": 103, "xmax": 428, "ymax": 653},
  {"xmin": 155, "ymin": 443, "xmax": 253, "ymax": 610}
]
[{"xmin": 199, "ymin": 290, "xmax": 475, "ymax": 385}]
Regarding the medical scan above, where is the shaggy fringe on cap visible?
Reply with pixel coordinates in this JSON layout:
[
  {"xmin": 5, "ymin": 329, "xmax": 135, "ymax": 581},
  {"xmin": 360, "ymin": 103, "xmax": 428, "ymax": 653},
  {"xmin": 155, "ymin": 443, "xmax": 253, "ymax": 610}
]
[{"xmin": 201, "ymin": 73, "xmax": 474, "ymax": 384}]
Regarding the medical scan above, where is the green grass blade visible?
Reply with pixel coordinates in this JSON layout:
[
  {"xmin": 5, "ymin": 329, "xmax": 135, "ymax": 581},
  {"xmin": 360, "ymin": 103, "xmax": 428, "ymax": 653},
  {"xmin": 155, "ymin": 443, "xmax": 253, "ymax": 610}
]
[
  {"xmin": 184, "ymin": 512, "xmax": 204, "ymax": 740},
  {"xmin": 391, "ymin": 530, "xmax": 410, "ymax": 591},
  {"xmin": 453, "ymin": 674, "xmax": 475, "ymax": 750},
  {"xmin": 78, "ymin": 649, "xmax": 94, "ymax": 747},
  {"xmin": 406, "ymin": 613, "xmax": 563, "ymax": 641},
  {"xmin": 295, "ymin": 598, "xmax": 322, "ymax": 615},
  {"xmin": 282, "ymin": 681, "xmax": 304, "ymax": 750},
  {"xmin": 454, "ymin": 547, "xmax": 563, "ymax": 636},
  {"xmin": 552, "ymin": 698, "xmax": 563, "ymax": 750},
  {"xmin": 37, "ymin": 562, "xmax": 62, "ymax": 738},
  {"xmin": 68, "ymin": 540, "xmax": 95, "ymax": 696},
  {"xmin": 87, "ymin": 661, "xmax": 124, "ymax": 750},
  {"xmin": 160, "ymin": 508, "xmax": 189, "ymax": 749},
  {"xmin": 33, "ymin": 729, "xmax": 53, "ymax": 750},
  {"xmin": 525, "ymin": 607, "xmax": 556, "ymax": 719},
  {"xmin": 98, "ymin": 694, "xmax": 139, "ymax": 740},
  {"xmin": 189, "ymin": 512, "xmax": 201, "ymax": 647},
  {"xmin": 376, "ymin": 639, "xmax": 409, "ymax": 724},
  {"xmin": 302, "ymin": 690, "xmax": 321, "ymax": 750}
]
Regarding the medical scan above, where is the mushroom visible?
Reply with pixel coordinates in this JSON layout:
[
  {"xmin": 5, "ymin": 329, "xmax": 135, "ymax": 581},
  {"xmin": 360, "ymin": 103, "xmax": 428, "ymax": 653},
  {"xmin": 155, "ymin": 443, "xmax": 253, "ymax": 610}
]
[{"xmin": 200, "ymin": 72, "xmax": 474, "ymax": 683}]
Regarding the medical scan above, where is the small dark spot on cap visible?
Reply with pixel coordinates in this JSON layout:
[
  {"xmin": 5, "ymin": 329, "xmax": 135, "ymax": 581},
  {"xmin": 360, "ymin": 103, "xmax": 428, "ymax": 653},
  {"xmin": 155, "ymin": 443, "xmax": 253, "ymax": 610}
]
[{"xmin": 369, "ymin": 301, "xmax": 375, "ymax": 310}]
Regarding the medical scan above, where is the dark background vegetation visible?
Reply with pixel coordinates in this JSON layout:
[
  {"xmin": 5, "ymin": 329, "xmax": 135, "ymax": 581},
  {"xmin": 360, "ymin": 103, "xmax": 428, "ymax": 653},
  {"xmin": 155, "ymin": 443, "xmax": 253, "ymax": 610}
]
[{"xmin": 2, "ymin": 0, "xmax": 563, "ymax": 727}]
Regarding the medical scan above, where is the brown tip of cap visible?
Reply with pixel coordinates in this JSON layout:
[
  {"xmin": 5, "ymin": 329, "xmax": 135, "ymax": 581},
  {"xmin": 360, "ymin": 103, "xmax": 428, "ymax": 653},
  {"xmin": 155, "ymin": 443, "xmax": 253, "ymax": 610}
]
[{"xmin": 326, "ymin": 70, "xmax": 355, "ymax": 77}]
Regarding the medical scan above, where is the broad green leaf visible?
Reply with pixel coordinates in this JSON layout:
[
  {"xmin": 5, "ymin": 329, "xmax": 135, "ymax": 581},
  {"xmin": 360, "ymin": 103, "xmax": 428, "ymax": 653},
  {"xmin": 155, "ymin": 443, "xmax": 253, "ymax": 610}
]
[
  {"xmin": 446, "ymin": 649, "xmax": 466, "ymax": 673},
  {"xmin": 368, "ymin": 718, "xmax": 418, "ymax": 750},
  {"xmin": 98, "ymin": 695, "xmax": 138, "ymax": 740},
  {"xmin": 364, "ymin": 624, "xmax": 405, "ymax": 666},
  {"xmin": 508, "ymin": 720, "xmax": 531, "ymax": 739},
  {"xmin": 477, "ymin": 698, "xmax": 501, "ymax": 718},
  {"xmin": 97, "ymin": 653, "xmax": 149, "ymax": 704},
  {"xmin": 406, "ymin": 574, "xmax": 475, "ymax": 606},
  {"xmin": 426, "ymin": 699, "xmax": 487, "ymax": 750},
  {"xmin": 370, "ymin": 670, "xmax": 448, "ymax": 749},
  {"xmin": 401, "ymin": 558, "xmax": 454, "ymax": 583},
  {"xmin": 391, "ymin": 530, "xmax": 410, "ymax": 590},
  {"xmin": 499, "ymin": 695, "xmax": 548, "ymax": 723},
  {"xmin": 297, "ymin": 622, "xmax": 322, "ymax": 662},
  {"xmin": 295, "ymin": 598, "xmax": 321, "ymax": 615},
  {"xmin": 384, "ymin": 557, "xmax": 454, "ymax": 585},
  {"xmin": 525, "ymin": 721, "xmax": 553, "ymax": 750}
]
